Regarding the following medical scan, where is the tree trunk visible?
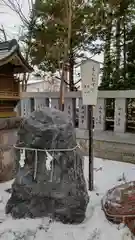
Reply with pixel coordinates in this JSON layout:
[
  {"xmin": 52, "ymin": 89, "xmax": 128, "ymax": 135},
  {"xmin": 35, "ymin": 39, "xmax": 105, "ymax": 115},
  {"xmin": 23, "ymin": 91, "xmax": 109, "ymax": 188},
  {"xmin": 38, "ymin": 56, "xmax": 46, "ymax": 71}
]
[
  {"xmin": 114, "ymin": 16, "xmax": 121, "ymax": 88},
  {"xmin": 21, "ymin": 0, "xmax": 35, "ymax": 92},
  {"xmin": 69, "ymin": 48, "xmax": 74, "ymax": 91},
  {"xmin": 69, "ymin": 47, "xmax": 76, "ymax": 126},
  {"xmin": 101, "ymin": 16, "xmax": 112, "ymax": 89},
  {"xmin": 123, "ymin": 14, "xmax": 127, "ymax": 84},
  {"xmin": 59, "ymin": 0, "xmax": 72, "ymax": 110}
]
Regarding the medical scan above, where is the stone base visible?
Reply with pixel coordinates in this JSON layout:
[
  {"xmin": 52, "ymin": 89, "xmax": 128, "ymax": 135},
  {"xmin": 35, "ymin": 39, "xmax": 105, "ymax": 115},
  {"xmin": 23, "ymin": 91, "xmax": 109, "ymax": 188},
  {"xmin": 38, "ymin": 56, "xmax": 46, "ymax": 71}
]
[
  {"xmin": 6, "ymin": 183, "xmax": 86, "ymax": 224},
  {"xmin": 0, "ymin": 149, "xmax": 15, "ymax": 182},
  {"xmin": 0, "ymin": 117, "xmax": 22, "ymax": 182},
  {"xmin": 0, "ymin": 130, "xmax": 17, "ymax": 182},
  {"xmin": 77, "ymin": 139, "xmax": 135, "ymax": 164}
]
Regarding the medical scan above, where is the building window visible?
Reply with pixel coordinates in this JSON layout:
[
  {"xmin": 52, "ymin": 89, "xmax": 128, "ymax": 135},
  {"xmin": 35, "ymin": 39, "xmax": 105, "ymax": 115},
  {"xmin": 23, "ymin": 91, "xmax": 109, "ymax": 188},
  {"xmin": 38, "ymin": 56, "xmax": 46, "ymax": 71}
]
[
  {"xmin": 105, "ymin": 98, "xmax": 115, "ymax": 131},
  {"xmin": 126, "ymin": 98, "xmax": 135, "ymax": 133}
]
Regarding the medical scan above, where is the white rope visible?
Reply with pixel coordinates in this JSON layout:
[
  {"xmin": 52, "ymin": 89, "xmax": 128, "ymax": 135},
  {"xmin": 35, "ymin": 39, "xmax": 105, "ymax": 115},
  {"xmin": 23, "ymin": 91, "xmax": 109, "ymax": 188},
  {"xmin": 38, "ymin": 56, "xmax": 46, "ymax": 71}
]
[
  {"xmin": 14, "ymin": 144, "xmax": 79, "ymax": 152},
  {"xmin": 45, "ymin": 150, "xmax": 54, "ymax": 182},
  {"xmin": 46, "ymin": 151, "xmax": 53, "ymax": 171},
  {"xmin": 50, "ymin": 152, "xmax": 54, "ymax": 182},
  {"xmin": 74, "ymin": 150, "xmax": 77, "ymax": 179},
  {"xmin": 14, "ymin": 144, "xmax": 79, "ymax": 181},
  {"xmin": 34, "ymin": 149, "xmax": 38, "ymax": 180}
]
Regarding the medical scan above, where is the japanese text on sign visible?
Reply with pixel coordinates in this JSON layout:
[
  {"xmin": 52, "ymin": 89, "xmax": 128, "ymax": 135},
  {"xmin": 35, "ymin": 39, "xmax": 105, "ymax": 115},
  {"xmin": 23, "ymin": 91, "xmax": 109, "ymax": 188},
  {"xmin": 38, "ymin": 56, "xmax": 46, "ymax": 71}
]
[{"xmin": 81, "ymin": 60, "xmax": 100, "ymax": 105}]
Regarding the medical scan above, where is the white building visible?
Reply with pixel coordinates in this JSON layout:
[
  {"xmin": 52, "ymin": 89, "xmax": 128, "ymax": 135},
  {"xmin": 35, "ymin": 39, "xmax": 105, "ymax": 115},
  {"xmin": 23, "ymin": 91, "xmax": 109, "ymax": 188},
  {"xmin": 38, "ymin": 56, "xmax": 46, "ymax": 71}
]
[
  {"xmin": 26, "ymin": 76, "xmax": 60, "ymax": 92},
  {"xmin": 26, "ymin": 80, "xmax": 46, "ymax": 92}
]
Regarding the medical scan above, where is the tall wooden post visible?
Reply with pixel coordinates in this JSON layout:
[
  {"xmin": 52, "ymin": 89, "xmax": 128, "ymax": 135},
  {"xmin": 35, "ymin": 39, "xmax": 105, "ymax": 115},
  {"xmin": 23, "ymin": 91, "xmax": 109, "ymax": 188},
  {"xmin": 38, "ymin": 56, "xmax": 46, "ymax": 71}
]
[{"xmin": 81, "ymin": 59, "xmax": 100, "ymax": 191}]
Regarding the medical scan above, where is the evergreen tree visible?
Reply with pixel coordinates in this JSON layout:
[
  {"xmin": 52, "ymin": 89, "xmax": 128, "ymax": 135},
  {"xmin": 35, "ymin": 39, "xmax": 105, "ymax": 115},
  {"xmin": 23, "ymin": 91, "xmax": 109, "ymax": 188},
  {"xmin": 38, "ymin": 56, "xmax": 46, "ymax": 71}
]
[
  {"xmin": 30, "ymin": 0, "xmax": 103, "ymax": 90},
  {"xmin": 126, "ymin": 24, "xmax": 135, "ymax": 89},
  {"xmin": 99, "ymin": 0, "xmax": 135, "ymax": 90}
]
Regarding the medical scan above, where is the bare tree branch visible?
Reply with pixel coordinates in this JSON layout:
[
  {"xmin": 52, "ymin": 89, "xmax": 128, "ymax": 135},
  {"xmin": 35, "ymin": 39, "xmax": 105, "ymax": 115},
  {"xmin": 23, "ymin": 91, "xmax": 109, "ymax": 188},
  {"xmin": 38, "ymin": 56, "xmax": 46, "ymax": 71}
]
[
  {"xmin": 0, "ymin": 24, "xmax": 7, "ymax": 41},
  {"xmin": 0, "ymin": 0, "xmax": 32, "ymax": 26},
  {"xmin": 0, "ymin": 0, "xmax": 35, "ymax": 91},
  {"xmin": 74, "ymin": 79, "xmax": 81, "ymax": 85}
]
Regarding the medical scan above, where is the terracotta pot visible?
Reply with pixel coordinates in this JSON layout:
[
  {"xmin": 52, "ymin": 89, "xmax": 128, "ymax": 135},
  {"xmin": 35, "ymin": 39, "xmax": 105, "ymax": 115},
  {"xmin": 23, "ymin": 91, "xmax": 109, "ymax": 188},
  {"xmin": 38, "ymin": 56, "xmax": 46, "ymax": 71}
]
[{"xmin": 102, "ymin": 181, "xmax": 135, "ymax": 235}]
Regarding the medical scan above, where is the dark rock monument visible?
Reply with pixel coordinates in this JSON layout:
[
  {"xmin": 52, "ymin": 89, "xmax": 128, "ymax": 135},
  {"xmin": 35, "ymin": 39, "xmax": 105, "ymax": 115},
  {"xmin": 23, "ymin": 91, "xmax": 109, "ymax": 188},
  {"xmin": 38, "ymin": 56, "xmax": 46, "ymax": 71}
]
[{"xmin": 6, "ymin": 107, "xmax": 89, "ymax": 223}]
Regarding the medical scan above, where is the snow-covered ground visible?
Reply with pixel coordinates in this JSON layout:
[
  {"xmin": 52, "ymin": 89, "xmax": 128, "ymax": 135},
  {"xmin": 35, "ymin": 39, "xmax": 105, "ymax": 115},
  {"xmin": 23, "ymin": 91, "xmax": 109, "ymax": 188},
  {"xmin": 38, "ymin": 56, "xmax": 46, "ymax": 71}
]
[{"xmin": 0, "ymin": 157, "xmax": 135, "ymax": 240}]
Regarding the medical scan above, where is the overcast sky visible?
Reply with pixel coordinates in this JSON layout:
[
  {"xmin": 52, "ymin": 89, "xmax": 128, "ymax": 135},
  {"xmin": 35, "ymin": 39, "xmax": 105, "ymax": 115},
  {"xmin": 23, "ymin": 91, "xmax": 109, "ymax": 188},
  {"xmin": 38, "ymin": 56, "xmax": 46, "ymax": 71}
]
[
  {"xmin": 0, "ymin": 1, "xmax": 103, "ymax": 63},
  {"xmin": 0, "ymin": 0, "xmax": 29, "ymax": 39}
]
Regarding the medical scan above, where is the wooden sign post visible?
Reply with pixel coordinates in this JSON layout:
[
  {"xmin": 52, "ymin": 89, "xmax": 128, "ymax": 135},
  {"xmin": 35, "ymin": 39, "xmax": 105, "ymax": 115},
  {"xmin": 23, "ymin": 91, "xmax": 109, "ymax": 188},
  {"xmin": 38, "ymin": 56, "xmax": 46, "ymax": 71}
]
[{"xmin": 81, "ymin": 59, "xmax": 100, "ymax": 191}]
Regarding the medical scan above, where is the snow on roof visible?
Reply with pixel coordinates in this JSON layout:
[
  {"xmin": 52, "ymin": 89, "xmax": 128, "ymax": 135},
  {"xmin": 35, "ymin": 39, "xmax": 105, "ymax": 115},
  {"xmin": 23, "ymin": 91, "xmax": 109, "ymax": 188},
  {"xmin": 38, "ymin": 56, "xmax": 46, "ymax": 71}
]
[{"xmin": 27, "ymin": 80, "xmax": 44, "ymax": 85}]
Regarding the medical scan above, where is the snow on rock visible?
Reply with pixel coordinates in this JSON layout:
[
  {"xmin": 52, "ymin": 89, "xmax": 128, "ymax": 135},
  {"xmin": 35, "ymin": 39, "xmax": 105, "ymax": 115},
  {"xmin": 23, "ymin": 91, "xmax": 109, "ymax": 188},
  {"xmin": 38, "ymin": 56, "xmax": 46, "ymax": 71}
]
[{"xmin": 0, "ymin": 158, "xmax": 135, "ymax": 239}]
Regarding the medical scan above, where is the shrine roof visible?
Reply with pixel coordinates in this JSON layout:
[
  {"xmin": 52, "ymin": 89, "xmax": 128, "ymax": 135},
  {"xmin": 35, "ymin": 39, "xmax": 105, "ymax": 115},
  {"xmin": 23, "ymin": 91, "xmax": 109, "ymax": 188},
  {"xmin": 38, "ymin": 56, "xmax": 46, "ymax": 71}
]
[{"xmin": 0, "ymin": 39, "xmax": 33, "ymax": 73}]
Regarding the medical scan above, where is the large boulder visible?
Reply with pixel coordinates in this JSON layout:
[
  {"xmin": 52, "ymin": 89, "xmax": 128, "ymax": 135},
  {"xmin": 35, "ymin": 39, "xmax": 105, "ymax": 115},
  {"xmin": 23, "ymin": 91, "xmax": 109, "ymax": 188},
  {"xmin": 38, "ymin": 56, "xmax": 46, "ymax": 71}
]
[{"xmin": 6, "ymin": 107, "xmax": 89, "ymax": 223}]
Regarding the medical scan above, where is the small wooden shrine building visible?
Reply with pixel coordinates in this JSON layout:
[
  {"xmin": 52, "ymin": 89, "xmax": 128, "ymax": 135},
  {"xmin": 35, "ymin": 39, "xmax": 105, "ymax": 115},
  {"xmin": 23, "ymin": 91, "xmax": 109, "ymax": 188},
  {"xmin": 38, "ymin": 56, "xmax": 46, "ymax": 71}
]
[{"xmin": 0, "ymin": 39, "xmax": 33, "ymax": 118}]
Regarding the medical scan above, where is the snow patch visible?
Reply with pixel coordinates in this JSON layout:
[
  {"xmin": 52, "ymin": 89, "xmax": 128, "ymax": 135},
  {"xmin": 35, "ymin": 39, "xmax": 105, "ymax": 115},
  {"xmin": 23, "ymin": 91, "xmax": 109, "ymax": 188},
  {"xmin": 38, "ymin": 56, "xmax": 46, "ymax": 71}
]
[{"xmin": 0, "ymin": 158, "xmax": 135, "ymax": 239}]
